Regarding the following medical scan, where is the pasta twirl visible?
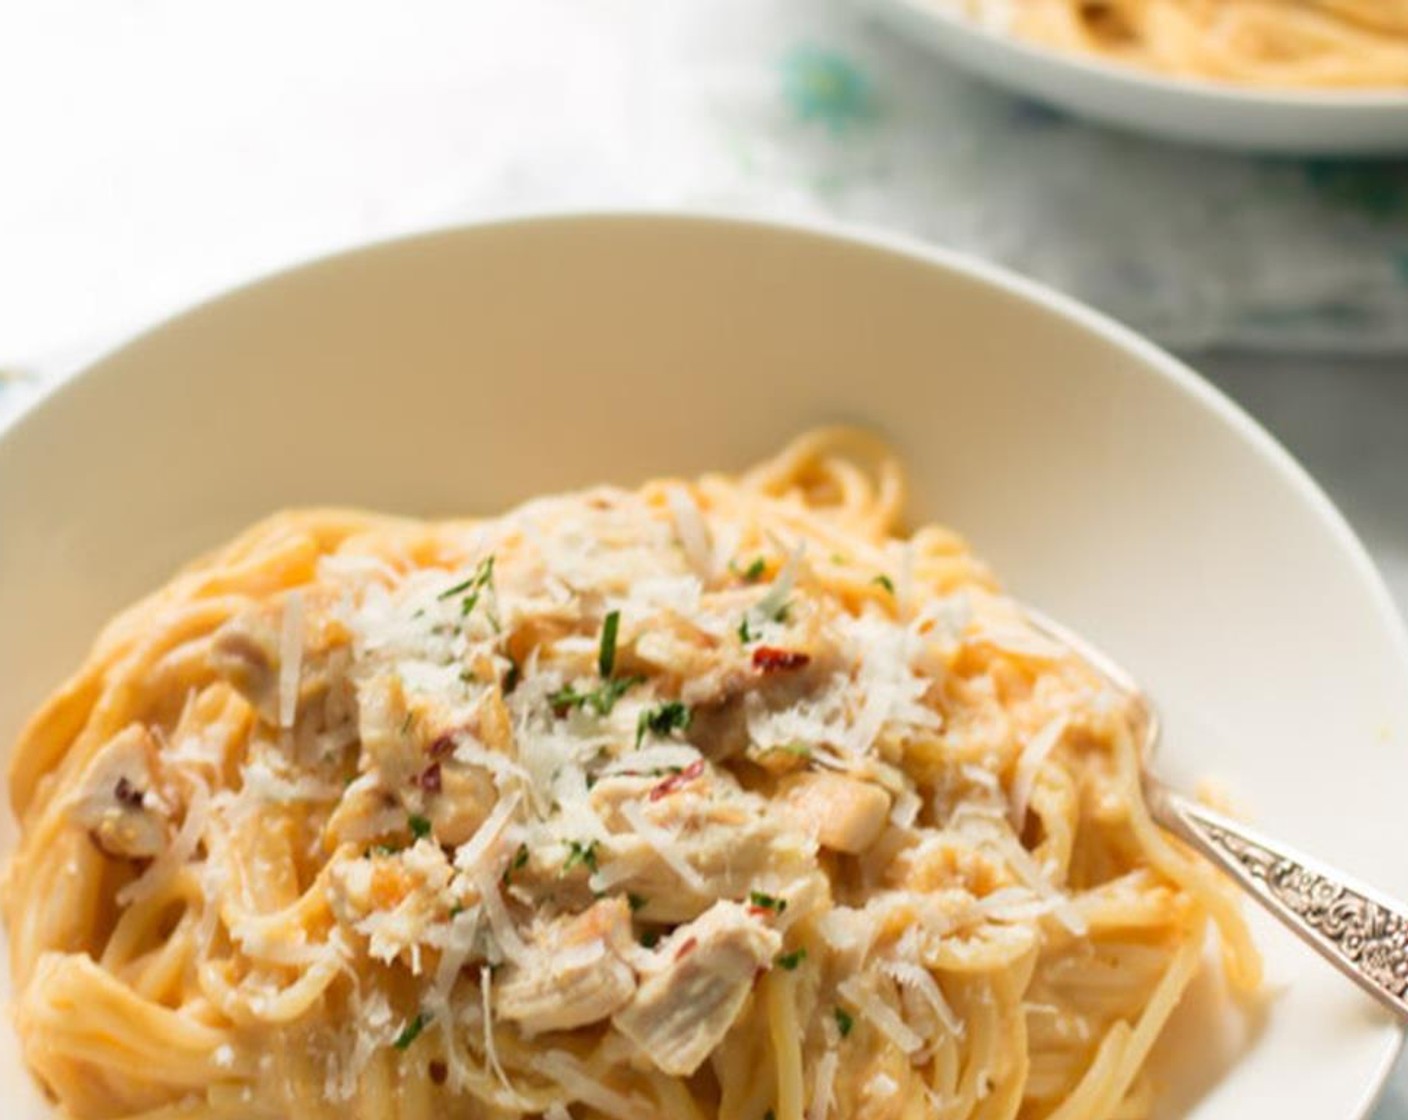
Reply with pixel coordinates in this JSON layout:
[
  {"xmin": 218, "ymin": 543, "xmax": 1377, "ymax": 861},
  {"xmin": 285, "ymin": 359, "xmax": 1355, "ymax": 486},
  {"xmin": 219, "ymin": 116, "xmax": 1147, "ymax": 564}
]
[{"xmin": 3, "ymin": 429, "xmax": 1258, "ymax": 1119}]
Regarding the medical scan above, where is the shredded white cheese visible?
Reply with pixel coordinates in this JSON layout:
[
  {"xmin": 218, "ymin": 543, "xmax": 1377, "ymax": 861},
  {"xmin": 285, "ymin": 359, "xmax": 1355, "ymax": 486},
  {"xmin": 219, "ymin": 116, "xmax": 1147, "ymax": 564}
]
[
  {"xmin": 837, "ymin": 976, "xmax": 923, "ymax": 1056},
  {"xmin": 1009, "ymin": 714, "xmax": 1068, "ymax": 830},
  {"xmin": 618, "ymin": 800, "xmax": 708, "ymax": 893},
  {"xmin": 278, "ymin": 590, "xmax": 304, "ymax": 730}
]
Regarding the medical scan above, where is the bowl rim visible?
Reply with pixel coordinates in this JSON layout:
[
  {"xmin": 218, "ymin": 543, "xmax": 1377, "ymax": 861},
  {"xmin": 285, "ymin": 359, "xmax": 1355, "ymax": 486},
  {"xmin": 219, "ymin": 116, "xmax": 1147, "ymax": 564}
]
[
  {"xmin": 2, "ymin": 209, "xmax": 1405, "ymax": 1114},
  {"xmin": 874, "ymin": 0, "xmax": 1408, "ymax": 112}
]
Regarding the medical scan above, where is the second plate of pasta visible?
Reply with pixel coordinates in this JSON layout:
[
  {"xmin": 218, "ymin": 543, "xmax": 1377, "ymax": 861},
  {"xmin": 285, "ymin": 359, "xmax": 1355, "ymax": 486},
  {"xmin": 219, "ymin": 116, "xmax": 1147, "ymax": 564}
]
[{"xmin": 864, "ymin": 0, "xmax": 1408, "ymax": 153}]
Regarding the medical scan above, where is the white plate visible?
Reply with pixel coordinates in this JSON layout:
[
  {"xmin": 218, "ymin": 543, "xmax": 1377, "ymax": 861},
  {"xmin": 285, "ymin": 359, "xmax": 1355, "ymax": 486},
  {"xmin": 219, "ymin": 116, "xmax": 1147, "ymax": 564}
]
[
  {"xmin": 1, "ymin": 214, "xmax": 1406, "ymax": 1118},
  {"xmin": 863, "ymin": 0, "xmax": 1408, "ymax": 154}
]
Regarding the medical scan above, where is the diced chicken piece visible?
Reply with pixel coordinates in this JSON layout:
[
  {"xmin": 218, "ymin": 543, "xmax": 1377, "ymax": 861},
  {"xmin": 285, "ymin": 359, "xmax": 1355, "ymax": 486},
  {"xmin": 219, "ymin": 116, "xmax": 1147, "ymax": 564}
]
[
  {"xmin": 357, "ymin": 671, "xmax": 420, "ymax": 789},
  {"xmin": 496, "ymin": 898, "xmax": 637, "ymax": 1035},
  {"xmin": 209, "ymin": 612, "xmax": 278, "ymax": 713},
  {"xmin": 586, "ymin": 777, "xmax": 817, "ymax": 923},
  {"xmin": 425, "ymin": 763, "xmax": 498, "ymax": 848},
  {"xmin": 778, "ymin": 772, "xmax": 891, "ymax": 854},
  {"xmin": 613, "ymin": 901, "xmax": 781, "ymax": 1076},
  {"xmin": 65, "ymin": 725, "xmax": 169, "ymax": 859}
]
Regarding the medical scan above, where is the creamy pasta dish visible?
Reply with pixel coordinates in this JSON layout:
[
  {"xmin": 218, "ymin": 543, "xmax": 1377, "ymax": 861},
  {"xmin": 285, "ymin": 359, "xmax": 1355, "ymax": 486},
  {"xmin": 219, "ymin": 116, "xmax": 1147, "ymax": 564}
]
[
  {"xmin": 4, "ymin": 430, "xmax": 1257, "ymax": 1120},
  {"xmin": 952, "ymin": 0, "xmax": 1408, "ymax": 88}
]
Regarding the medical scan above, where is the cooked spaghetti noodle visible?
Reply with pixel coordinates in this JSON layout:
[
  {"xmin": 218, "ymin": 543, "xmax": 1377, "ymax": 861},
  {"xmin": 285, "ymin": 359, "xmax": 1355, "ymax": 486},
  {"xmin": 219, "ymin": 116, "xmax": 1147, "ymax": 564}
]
[
  {"xmin": 958, "ymin": 0, "xmax": 1408, "ymax": 88},
  {"xmin": 3, "ymin": 429, "xmax": 1258, "ymax": 1120}
]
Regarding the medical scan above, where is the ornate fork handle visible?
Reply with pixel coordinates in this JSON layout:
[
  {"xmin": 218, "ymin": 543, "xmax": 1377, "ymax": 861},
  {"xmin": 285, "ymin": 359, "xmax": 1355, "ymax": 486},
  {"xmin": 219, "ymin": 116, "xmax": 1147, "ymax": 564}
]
[{"xmin": 1147, "ymin": 779, "xmax": 1408, "ymax": 1021}]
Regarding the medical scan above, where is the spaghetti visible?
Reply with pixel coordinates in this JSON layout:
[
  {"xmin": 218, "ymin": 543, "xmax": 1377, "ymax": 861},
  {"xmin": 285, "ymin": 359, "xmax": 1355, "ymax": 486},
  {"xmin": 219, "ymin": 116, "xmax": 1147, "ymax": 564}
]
[
  {"xmin": 3, "ymin": 429, "xmax": 1258, "ymax": 1119},
  {"xmin": 959, "ymin": 0, "xmax": 1408, "ymax": 88}
]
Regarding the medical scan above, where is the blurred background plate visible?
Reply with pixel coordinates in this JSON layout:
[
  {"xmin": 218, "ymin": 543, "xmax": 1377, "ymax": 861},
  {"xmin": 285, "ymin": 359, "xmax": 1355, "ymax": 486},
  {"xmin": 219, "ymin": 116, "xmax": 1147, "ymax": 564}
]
[{"xmin": 863, "ymin": 0, "xmax": 1408, "ymax": 154}]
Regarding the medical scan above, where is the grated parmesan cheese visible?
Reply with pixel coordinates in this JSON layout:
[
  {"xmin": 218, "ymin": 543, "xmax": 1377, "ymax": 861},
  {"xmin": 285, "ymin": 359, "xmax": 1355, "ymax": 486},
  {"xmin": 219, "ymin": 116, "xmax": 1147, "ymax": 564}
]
[
  {"xmin": 837, "ymin": 975, "xmax": 923, "ymax": 1056},
  {"xmin": 278, "ymin": 591, "xmax": 304, "ymax": 730},
  {"xmin": 618, "ymin": 799, "xmax": 707, "ymax": 893},
  {"xmin": 878, "ymin": 958, "xmax": 962, "ymax": 1038},
  {"xmin": 666, "ymin": 486, "xmax": 713, "ymax": 578}
]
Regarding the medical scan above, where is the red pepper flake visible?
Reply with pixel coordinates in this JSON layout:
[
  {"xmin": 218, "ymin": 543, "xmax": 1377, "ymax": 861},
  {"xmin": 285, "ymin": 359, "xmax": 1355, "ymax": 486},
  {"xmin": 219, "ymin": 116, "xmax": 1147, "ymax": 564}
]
[
  {"xmin": 752, "ymin": 646, "xmax": 811, "ymax": 673},
  {"xmin": 428, "ymin": 734, "xmax": 456, "ymax": 759},
  {"xmin": 418, "ymin": 763, "xmax": 442, "ymax": 795},
  {"xmin": 649, "ymin": 759, "xmax": 705, "ymax": 801},
  {"xmin": 113, "ymin": 776, "xmax": 144, "ymax": 809},
  {"xmin": 674, "ymin": 936, "xmax": 699, "ymax": 961}
]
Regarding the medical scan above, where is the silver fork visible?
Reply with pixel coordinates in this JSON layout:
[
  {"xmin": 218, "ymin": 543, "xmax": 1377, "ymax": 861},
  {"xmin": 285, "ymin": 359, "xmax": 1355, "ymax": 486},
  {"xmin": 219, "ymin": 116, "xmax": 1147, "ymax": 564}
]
[{"xmin": 1023, "ymin": 606, "xmax": 1408, "ymax": 1022}]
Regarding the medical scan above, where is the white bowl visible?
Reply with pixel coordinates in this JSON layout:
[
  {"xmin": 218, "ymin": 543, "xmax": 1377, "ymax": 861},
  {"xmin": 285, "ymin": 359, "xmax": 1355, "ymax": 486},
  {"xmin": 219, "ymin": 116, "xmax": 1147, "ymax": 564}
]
[
  {"xmin": 863, "ymin": 0, "xmax": 1408, "ymax": 154},
  {"xmin": 1, "ymin": 214, "xmax": 1406, "ymax": 1118}
]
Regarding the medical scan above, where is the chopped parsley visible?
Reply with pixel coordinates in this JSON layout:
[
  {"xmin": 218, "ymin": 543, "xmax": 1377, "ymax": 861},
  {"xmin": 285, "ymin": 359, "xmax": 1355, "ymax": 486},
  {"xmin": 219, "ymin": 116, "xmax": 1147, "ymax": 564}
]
[
  {"xmin": 408, "ymin": 814, "xmax": 432, "ymax": 841},
  {"xmin": 393, "ymin": 1011, "xmax": 430, "ymax": 1050},
  {"xmin": 737, "ymin": 616, "xmax": 756, "ymax": 644},
  {"xmin": 775, "ymin": 948, "xmax": 807, "ymax": 971},
  {"xmin": 730, "ymin": 556, "xmax": 767, "ymax": 582},
  {"xmin": 503, "ymin": 658, "xmax": 521, "ymax": 694},
  {"xmin": 627, "ymin": 892, "xmax": 648, "ymax": 913},
  {"xmin": 550, "ymin": 675, "xmax": 642, "ymax": 718},
  {"xmin": 748, "ymin": 891, "xmax": 787, "ymax": 914},
  {"xmin": 598, "ymin": 609, "xmax": 621, "ymax": 677},
  {"xmin": 639, "ymin": 929, "xmax": 661, "ymax": 949},
  {"xmin": 562, "ymin": 840, "xmax": 599, "ymax": 875},
  {"xmin": 502, "ymin": 843, "xmax": 529, "ymax": 885},
  {"xmin": 835, "ymin": 1006, "xmax": 854, "ymax": 1038},
  {"xmin": 873, "ymin": 574, "xmax": 895, "ymax": 594},
  {"xmin": 449, "ymin": 903, "xmax": 465, "ymax": 918},
  {"xmin": 635, "ymin": 700, "xmax": 692, "ymax": 748},
  {"xmin": 437, "ymin": 555, "xmax": 496, "ymax": 622}
]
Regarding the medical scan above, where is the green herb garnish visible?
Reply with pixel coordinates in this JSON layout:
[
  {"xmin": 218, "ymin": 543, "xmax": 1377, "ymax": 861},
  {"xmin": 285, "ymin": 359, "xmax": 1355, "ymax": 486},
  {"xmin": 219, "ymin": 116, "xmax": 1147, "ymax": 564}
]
[
  {"xmin": 731, "ymin": 556, "xmax": 767, "ymax": 582},
  {"xmin": 550, "ymin": 675, "xmax": 642, "ymax": 718},
  {"xmin": 502, "ymin": 843, "xmax": 529, "ymax": 885},
  {"xmin": 738, "ymin": 616, "xmax": 756, "ymax": 644},
  {"xmin": 627, "ymin": 892, "xmax": 648, "ymax": 913},
  {"xmin": 640, "ymin": 929, "xmax": 661, "ymax": 949},
  {"xmin": 775, "ymin": 948, "xmax": 807, "ymax": 971},
  {"xmin": 393, "ymin": 1011, "xmax": 430, "ymax": 1050},
  {"xmin": 873, "ymin": 574, "xmax": 895, "ymax": 594},
  {"xmin": 835, "ymin": 1007, "xmax": 854, "ymax": 1038},
  {"xmin": 408, "ymin": 814, "xmax": 432, "ymax": 841},
  {"xmin": 636, "ymin": 701, "xmax": 692, "ymax": 748},
  {"xmin": 562, "ymin": 840, "xmax": 599, "ymax": 875},
  {"xmin": 503, "ymin": 658, "xmax": 521, "ymax": 694},
  {"xmin": 598, "ymin": 609, "xmax": 621, "ymax": 678},
  {"xmin": 748, "ymin": 891, "xmax": 787, "ymax": 914},
  {"xmin": 437, "ymin": 555, "xmax": 496, "ymax": 622}
]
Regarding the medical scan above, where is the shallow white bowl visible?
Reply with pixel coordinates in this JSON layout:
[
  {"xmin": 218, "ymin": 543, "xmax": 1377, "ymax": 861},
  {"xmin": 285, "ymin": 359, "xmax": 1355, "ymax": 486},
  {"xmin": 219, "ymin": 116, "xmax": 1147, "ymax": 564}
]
[
  {"xmin": 2, "ymin": 214, "xmax": 1407, "ymax": 1118},
  {"xmin": 864, "ymin": 0, "xmax": 1408, "ymax": 154}
]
